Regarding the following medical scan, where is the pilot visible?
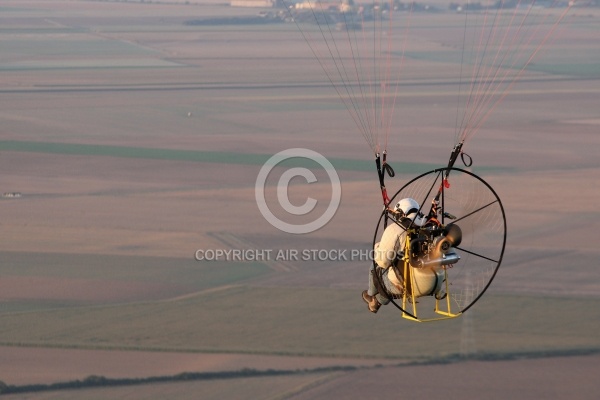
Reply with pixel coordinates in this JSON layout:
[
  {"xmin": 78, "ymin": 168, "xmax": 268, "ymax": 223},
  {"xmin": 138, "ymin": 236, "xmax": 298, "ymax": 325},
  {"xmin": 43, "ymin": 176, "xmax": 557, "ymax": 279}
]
[{"xmin": 362, "ymin": 198, "xmax": 426, "ymax": 313}]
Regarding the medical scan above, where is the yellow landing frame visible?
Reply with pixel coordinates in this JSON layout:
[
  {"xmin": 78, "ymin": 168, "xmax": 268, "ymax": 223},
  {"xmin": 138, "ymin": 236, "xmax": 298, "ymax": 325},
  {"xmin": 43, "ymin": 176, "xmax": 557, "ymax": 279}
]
[{"xmin": 400, "ymin": 232, "xmax": 462, "ymax": 322}]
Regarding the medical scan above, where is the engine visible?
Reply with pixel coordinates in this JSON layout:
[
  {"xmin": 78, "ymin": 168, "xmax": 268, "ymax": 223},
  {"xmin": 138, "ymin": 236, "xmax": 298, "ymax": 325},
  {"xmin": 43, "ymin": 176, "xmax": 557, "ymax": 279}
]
[{"xmin": 408, "ymin": 223, "xmax": 462, "ymax": 269}]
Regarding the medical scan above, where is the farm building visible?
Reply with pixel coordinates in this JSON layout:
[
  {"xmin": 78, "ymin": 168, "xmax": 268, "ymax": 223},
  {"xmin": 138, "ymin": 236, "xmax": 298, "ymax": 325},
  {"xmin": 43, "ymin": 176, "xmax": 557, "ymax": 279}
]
[{"xmin": 230, "ymin": 0, "xmax": 276, "ymax": 7}]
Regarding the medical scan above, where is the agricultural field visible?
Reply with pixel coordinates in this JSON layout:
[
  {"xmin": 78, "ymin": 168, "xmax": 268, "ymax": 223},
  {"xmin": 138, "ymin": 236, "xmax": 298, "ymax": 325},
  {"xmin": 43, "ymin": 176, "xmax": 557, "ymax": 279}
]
[{"xmin": 0, "ymin": 0, "xmax": 599, "ymax": 398}]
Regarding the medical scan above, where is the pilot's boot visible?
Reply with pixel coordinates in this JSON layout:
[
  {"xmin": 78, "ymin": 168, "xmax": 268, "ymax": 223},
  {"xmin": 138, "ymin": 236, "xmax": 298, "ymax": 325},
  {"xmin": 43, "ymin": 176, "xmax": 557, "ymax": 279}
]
[{"xmin": 362, "ymin": 290, "xmax": 381, "ymax": 313}]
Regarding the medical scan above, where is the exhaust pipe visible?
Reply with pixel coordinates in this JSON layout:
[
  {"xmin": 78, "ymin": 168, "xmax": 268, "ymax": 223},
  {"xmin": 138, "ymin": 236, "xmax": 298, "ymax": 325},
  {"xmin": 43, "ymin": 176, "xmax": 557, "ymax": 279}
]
[{"xmin": 412, "ymin": 251, "xmax": 460, "ymax": 269}]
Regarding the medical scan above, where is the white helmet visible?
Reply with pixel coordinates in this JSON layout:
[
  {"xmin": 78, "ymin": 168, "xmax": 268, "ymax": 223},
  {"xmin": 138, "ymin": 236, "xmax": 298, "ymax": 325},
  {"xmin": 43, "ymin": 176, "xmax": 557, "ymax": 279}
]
[{"xmin": 394, "ymin": 198, "xmax": 426, "ymax": 227}]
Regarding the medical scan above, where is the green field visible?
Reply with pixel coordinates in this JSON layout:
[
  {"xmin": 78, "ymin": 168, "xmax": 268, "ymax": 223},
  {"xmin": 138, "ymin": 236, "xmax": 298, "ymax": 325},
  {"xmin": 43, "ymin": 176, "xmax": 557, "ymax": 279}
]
[
  {"xmin": 0, "ymin": 251, "xmax": 264, "ymax": 284},
  {"xmin": 0, "ymin": 140, "xmax": 512, "ymax": 176},
  {"xmin": 0, "ymin": 140, "xmax": 443, "ymax": 174},
  {"xmin": 0, "ymin": 251, "xmax": 271, "ymax": 313},
  {"xmin": 2, "ymin": 284, "xmax": 598, "ymax": 360}
]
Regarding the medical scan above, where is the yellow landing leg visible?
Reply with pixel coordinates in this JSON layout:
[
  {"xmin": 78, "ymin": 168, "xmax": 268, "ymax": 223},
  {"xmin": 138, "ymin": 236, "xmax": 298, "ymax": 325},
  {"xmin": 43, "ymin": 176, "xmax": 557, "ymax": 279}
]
[{"xmin": 432, "ymin": 267, "xmax": 462, "ymax": 320}]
